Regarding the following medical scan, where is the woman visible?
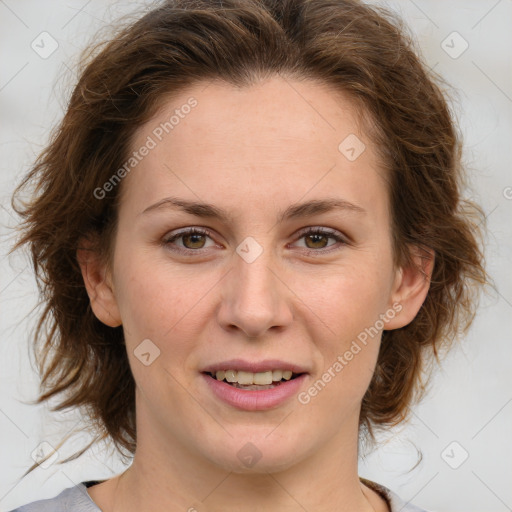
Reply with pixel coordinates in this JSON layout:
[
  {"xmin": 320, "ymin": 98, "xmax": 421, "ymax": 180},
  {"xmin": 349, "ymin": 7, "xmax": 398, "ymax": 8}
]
[{"xmin": 8, "ymin": 0, "xmax": 486, "ymax": 510}]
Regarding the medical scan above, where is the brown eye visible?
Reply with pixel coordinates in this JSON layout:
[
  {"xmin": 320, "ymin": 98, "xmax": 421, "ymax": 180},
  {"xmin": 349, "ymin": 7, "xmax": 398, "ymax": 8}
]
[
  {"xmin": 163, "ymin": 227, "xmax": 215, "ymax": 254},
  {"xmin": 292, "ymin": 227, "xmax": 347, "ymax": 254},
  {"xmin": 182, "ymin": 232, "xmax": 207, "ymax": 249},
  {"xmin": 304, "ymin": 233, "xmax": 330, "ymax": 249}
]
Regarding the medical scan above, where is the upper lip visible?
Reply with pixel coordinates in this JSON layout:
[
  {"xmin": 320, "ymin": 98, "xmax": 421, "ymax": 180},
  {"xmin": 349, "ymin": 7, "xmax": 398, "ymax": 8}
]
[{"xmin": 201, "ymin": 359, "xmax": 310, "ymax": 374}]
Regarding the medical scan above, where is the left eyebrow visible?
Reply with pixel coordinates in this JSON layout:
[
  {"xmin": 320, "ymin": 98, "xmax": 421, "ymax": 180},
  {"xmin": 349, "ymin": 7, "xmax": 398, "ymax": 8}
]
[
  {"xmin": 279, "ymin": 198, "xmax": 366, "ymax": 222},
  {"xmin": 140, "ymin": 196, "xmax": 366, "ymax": 222}
]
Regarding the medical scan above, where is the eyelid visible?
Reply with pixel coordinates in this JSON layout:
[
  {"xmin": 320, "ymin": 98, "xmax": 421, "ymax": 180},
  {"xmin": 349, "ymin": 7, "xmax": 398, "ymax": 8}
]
[
  {"xmin": 294, "ymin": 226, "xmax": 347, "ymax": 241},
  {"xmin": 162, "ymin": 225, "xmax": 349, "ymax": 255},
  {"xmin": 163, "ymin": 227, "xmax": 217, "ymax": 248},
  {"xmin": 289, "ymin": 226, "xmax": 349, "ymax": 253}
]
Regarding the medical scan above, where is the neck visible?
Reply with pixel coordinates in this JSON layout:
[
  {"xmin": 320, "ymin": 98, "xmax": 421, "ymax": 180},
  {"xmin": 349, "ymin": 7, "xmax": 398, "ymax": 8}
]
[
  {"xmin": 114, "ymin": 449, "xmax": 374, "ymax": 512},
  {"xmin": 94, "ymin": 395, "xmax": 382, "ymax": 512}
]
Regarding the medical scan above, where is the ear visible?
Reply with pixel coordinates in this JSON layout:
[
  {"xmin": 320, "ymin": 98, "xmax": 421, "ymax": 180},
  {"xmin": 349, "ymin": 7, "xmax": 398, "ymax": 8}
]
[
  {"xmin": 76, "ymin": 236, "xmax": 122, "ymax": 328},
  {"xmin": 385, "ymin": 245, "xmax": 435, "ymax": 330}
]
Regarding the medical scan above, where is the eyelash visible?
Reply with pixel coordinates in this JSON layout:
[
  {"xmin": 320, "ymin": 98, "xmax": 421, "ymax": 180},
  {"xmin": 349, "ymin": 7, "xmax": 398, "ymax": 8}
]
[{"xmin": 162, "ymin": 227, "xmax": 348, "ymax": 256}]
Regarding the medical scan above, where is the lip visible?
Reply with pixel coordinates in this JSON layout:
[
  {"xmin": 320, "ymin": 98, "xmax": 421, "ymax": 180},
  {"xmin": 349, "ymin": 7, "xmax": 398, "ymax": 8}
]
[
  {"xmin": 200, "ymin": 358, "xmax": 310, "ymax": 374},
  {"xmin": 201, "ymin": 372, "xmax": 308, "ymax": 411}
]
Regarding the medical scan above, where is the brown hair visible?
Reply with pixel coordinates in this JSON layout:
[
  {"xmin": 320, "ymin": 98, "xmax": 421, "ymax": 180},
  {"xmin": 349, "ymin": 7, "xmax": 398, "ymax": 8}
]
[{"xmin": 10, "ymin": 0, "xmax": 487, "ymax": 475}]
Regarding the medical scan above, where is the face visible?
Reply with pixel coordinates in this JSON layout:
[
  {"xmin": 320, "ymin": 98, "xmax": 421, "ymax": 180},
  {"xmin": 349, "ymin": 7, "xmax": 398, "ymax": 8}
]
[{"xmin": 83, "ymin": 77, "xmax": 426, "ymax": 474}]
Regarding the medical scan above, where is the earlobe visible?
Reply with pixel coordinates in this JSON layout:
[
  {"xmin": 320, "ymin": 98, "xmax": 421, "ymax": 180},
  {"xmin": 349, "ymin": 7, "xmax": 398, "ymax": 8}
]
[
  {"xmin": 385, "ymin": 246, "xmax": 435, "ymax": 330},
  {"xmin": 76, "ymin": 237, "xmax": 122, "ymax": 328}
]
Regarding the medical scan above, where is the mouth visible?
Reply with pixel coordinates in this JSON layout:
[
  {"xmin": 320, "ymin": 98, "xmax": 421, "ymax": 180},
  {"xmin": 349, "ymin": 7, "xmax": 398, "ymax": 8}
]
[
  {"xmin": 203, "ymin": 369, "xmax": 305, "ymax": 390},
  {"xmin": 200, "ymin": 365, "xmax": 309, "ymax": 411}
]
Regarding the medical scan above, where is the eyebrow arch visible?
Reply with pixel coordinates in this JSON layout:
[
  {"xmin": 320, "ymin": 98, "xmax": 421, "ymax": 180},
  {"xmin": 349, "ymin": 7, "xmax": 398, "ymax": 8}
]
[{"xmin": 140, "ymin": 196, "xmax": 366, "ymax": 222}]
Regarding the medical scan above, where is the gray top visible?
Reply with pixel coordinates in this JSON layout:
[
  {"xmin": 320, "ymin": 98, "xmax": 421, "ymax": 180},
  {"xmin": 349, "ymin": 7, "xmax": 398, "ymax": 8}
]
[{"xmin": 8, "ymin": 478, "xmax": 430, "ymax": 511}]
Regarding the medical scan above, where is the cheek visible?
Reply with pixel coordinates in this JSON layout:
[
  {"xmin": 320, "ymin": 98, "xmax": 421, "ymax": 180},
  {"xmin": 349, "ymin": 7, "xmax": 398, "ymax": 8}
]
[
  {"xmin": 302, "ymin": 256, "xmax": 394, "ymax": 341},
  {"xmin": 295, "ymin": 253, "xmax": 393, "ymax": 398},
  {"xmin": 297, "ymin": 280, "xmax": 385, "ymax": 424},
  {"xmin": 112, "ymin": 249, "xmax": 213, "ymax": 360}
]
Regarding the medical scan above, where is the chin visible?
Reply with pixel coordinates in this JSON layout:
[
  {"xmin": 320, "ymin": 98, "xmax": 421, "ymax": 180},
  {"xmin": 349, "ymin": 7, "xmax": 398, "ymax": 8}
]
[{"xmin": 200, "ymin": 431, "xmax": 311, "ymax": 475}]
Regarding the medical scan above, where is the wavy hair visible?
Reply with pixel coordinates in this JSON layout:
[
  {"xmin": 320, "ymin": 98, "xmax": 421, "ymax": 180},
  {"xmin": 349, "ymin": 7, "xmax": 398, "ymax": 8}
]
[{"xmin": 10, "ymin": 0, "xmax": 487, "ymax": 475}]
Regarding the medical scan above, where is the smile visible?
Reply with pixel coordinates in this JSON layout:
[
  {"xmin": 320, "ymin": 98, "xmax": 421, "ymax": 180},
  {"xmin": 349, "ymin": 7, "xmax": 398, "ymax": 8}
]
[
  {"xmin": 208, "ymin": 369, "xmax": 300, "ymax": 388},
  {"xmin": 201, "ymin": 371, "xmax": 308, "ymax": 411}
]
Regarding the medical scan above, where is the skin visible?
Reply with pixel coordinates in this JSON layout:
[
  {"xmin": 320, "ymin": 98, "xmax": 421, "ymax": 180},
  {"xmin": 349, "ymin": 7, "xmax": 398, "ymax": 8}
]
[{"xmin": 78, "ymin": 77, "xmax": 433, "ymax": 512}]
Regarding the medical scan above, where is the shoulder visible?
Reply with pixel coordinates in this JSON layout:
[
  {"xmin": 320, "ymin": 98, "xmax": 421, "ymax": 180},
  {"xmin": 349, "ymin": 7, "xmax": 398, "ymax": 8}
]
[
  {"xmin": 361, "ymin": 477, "xmax": 432, "ymax": 512},
  {"xmin": 9, "ymin": 477, "xmax": 430, "ymax": 512},
  {"xmin": 6, "ymin": 482, "xmax": 101, "ymax": 512}
]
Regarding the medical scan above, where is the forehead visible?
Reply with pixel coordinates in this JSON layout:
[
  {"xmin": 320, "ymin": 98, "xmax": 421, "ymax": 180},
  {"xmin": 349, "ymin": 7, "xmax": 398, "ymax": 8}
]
[
  {"xmin": 120, "ymin": 77, "xmax": 388, "ymax": 221},
  {"xmin": 141, "ymin": 77, "xmax": 370, "ymax": 151}
]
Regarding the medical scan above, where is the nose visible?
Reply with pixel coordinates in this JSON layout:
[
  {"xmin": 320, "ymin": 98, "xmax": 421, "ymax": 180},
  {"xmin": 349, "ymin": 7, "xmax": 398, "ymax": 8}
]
[{"xmin": 216, "ymin": 247, "xmax": 294, "ymax": 339}]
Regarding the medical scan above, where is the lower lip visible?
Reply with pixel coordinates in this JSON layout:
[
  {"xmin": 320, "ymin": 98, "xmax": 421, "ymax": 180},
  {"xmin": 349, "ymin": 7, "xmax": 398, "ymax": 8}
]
[{"xmin": 201, "ymin": 373, "xmax": 308, "ymax": 411}]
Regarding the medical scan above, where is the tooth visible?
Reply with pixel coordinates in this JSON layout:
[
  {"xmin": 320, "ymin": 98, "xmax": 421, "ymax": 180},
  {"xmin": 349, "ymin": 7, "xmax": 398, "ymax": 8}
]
[
  {"xmin": 236, "ymin": 371, "xmax": 254, "ymax": 385},
  {"xmin": 253, "ymin": 371, "xmax": 273, "ymax": 385},
  {"xmin": 272, "ymin": 370, "xmax": 283, "ymax": 381},
  {"xmin": 224, "ymin": 369, "xmax": 237, "ymax": 382},
  {"xmin": 216, "ymin": 369, "xmax": 296, "ymax": 384}
]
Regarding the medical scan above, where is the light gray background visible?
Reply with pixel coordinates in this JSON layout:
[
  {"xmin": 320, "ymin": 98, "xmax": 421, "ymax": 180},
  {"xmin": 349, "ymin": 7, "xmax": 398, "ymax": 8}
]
[{"xmin": 1, "ymin": 1, "xmax": 511, "ymax": 511}]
